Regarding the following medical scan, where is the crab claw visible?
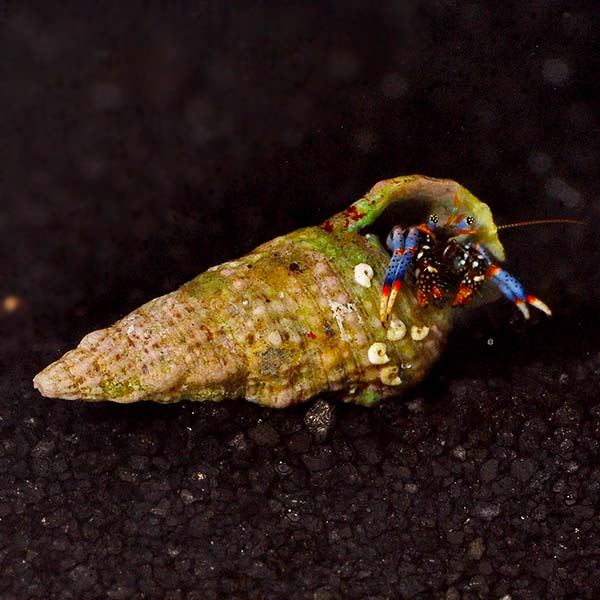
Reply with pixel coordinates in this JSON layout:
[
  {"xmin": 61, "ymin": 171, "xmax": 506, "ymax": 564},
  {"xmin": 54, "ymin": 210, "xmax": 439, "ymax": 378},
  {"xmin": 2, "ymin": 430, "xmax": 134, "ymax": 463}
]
[
  {"xmin": 416, "ymin": 284, "xmax": 445, "ymax": 308},
  {"xmin": 452, "ymin": 283, "xmax": 474, "ymax": 307}
]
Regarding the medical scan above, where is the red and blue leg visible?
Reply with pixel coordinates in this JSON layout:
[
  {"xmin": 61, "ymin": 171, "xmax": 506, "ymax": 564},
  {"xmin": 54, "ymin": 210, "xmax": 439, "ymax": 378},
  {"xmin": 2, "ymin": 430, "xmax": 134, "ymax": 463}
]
[
  {"xmin": 380, "ymin": 226, "xmax": 420, "ymax": 322},
  {"xmin": 474, "ymin": 243, "xmax": 551, "ymax": 318},
  {"xmin": 380, "ymin": 227, "xmax": 405, "ymax": 321}
]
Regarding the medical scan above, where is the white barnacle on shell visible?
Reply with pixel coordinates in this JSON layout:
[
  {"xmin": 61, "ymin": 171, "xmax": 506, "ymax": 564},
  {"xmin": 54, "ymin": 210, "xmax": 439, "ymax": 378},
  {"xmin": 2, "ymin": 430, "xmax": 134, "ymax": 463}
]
[
  {"xmin": 410, "ymin": 325, "xmax": 430, "ymax": 341},
  {"xmin": 354, "ymin": 263, "xmax": 374, "ymax": 288},
  {"xmin": 386, "ymin": 319, "xmax": 407, "ymax": 341},
  {"xmin": 380, "ymin": 365, "xmax": 402, "ymax": 386},
  {"xmin": 368, "ymin": 342, "xmax": 390, "ymax": 365}
]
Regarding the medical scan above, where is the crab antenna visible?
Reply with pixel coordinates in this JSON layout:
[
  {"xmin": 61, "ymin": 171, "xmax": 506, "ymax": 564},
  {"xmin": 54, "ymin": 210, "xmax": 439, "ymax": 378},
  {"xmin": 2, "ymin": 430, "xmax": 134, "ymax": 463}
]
[{"xmin": 496, "ymin": 218, "xmax": 584, "ymax": 231}]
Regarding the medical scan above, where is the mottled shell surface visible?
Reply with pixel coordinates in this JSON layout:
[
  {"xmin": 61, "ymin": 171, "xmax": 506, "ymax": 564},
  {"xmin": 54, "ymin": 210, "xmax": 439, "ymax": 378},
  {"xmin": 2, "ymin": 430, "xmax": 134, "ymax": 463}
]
[{"xmin": 33, "ymin": 175, "xmax": 503, "ymax": 407}]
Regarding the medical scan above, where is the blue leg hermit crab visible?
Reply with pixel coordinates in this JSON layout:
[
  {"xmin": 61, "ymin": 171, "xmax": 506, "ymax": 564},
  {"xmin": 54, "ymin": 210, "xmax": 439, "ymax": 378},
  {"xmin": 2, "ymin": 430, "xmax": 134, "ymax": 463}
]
[
  {"xmin": 378, "ymin": 193, "xmax": 551, "ymax": 322},
  {"xmin": 33, "ymin": 175, "xmax": 553, "ymax": 408}
]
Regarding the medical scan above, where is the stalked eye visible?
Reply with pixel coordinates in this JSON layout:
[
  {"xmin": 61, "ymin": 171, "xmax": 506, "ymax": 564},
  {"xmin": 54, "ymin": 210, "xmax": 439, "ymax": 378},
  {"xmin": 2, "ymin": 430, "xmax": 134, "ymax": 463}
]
[{"xmin": 427, "ymin": 213, "xmax": 439, "ymax": 228}]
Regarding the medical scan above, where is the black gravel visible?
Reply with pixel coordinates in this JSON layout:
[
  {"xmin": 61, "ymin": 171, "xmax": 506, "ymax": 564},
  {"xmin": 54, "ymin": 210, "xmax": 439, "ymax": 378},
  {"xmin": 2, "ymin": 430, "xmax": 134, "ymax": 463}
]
[{"xmin": 2, "ymin": 2, "xmax": 600, "ymax": 599}]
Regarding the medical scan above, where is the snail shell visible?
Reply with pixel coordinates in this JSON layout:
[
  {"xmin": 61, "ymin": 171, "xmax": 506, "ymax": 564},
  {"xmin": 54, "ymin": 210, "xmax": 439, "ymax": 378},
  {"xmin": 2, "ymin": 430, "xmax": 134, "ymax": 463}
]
[{"xmin": 33, "ymin": 175, "xmax": 502, "ymax": 407}]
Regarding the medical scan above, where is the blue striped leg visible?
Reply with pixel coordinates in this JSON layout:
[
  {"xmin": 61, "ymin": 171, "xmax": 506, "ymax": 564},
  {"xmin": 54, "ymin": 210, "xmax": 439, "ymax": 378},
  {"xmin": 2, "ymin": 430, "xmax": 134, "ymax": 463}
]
[{"xmin": 380, "ymin": 226, "xmax": 420, "ymax": 322}]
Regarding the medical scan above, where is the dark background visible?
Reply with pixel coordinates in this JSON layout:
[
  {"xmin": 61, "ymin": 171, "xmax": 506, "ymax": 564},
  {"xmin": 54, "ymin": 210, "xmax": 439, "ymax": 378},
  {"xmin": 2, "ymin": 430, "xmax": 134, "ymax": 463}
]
[{"xmin": 2, "ymin": 2, "xmax": 600, "ymax": 599}]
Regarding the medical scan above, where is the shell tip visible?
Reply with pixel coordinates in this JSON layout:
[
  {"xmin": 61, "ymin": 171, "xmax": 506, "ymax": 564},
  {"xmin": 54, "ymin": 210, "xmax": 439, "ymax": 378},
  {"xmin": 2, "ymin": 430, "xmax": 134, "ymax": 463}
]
[
  {"xmin": 33, "ymin": 371, "xmax": 51, "ymax": 398},
  {"xmin": 32, "ymin": 362, "xmax": 76, "ymax": 400}
]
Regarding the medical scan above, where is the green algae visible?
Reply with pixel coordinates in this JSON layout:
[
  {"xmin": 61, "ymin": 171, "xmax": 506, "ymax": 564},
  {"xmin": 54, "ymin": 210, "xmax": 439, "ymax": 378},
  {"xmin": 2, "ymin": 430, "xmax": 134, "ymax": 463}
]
[
  {"xmin": 353, "ymin": 386, "xmax": 382, "ymax": 407},
  {"xmin": 100, "ymin": 378, "xmax": 143, "ymax": 399}
]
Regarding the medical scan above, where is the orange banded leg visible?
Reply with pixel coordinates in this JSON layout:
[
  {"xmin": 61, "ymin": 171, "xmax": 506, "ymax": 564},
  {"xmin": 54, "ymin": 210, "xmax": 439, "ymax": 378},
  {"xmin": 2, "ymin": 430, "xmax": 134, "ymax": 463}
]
[
  {"xmin": 485, "ymin": 265, "xmax": 552, "ymax": 319},
  {"xmin": 379, "ymin": 227, "xmax": 420, "ymax": 322}
]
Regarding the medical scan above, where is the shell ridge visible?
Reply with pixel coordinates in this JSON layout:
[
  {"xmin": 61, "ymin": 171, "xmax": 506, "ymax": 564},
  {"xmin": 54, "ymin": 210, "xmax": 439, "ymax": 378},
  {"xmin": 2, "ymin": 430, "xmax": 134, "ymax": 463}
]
[
  {"xmin": 285, "ymin": 251, "xmax": 336, "ymax": 398},
  {"xmin": 256, "ymin": 237, "xmax": 333, "ymax": 404},
  {"xmin": 158, "ymin": 294, "xmax": 214, "ymax": 400},
  {"xmin": 317, "ymin": 250, "xmax": 368, "ymax": 388},
  {"xmin": 191, "ymin": 287, "xmax": 248, "ymax": 400}
]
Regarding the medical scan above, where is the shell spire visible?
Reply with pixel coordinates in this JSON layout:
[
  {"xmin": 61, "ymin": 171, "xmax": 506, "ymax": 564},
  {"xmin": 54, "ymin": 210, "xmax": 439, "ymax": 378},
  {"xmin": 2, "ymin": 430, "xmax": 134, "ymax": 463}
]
[{"xmin": 33, "ymin": 176, "xmax": 502, "ymax": 407}]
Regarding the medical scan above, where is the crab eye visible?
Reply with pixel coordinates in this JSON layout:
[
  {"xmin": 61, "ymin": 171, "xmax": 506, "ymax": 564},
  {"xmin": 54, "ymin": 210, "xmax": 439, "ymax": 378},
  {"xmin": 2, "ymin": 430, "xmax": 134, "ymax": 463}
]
[{"xmin": 427, "ymin": 214, "xmax": 439, "ymax": 229}]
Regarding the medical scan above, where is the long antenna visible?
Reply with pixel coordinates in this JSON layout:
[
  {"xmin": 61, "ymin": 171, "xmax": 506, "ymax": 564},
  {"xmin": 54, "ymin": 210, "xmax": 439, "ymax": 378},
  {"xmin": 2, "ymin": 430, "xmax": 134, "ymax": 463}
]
[{"xmin": 496, "ymin": 218, "xmax": 584, "ymax": 231}]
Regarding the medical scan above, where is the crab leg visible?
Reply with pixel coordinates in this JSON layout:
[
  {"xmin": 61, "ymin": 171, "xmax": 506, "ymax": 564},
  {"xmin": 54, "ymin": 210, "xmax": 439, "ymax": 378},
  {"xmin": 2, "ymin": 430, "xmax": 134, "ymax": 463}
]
[
  {"xmin": 380, "ymin": 226, "xmax": 420, "ymax": 321},
  {"xmin": 470, "ymin": 243, "xmax": 551, "ymax": 319},
  {"xmin": 484, "ymin": 265, "xmax": 552, "ymax": 318},
  {"xmin": 380, "ymin": 226, "xmax": 404, "ymax": 321}
]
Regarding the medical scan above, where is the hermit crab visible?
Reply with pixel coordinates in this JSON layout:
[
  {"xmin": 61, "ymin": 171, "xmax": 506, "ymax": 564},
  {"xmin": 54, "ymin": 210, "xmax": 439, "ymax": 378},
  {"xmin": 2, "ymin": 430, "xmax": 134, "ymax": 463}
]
[
  {"xmin": 34, "ymin": 175, "xmax": 553, "ymax": 408},
  {"xmin": 378, "ymin": 193, "xmax": 551, "ymax": 322}
]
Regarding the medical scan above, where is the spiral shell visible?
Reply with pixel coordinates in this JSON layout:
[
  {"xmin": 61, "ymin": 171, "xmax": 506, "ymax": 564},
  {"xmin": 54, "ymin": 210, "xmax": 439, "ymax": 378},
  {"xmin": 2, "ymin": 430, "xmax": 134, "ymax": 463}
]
[{"xmin": 33, "ymin": 175, "xmax": 503, "ymax": 407}]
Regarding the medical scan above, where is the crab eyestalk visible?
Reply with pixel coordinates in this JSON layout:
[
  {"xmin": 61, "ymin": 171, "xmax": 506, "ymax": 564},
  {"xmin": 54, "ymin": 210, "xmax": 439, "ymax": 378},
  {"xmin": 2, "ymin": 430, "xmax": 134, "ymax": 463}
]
[{"xmin": 33, "ymin": 175, "xmax": 503, "ymax": 407}]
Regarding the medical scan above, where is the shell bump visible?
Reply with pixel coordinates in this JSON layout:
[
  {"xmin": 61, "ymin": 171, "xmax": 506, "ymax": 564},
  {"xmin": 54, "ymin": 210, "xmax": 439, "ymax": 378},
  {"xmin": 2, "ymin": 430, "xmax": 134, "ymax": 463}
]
[{"xmin": 33, "ymin": 175, "xmax": 503, "ymax": 408}]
